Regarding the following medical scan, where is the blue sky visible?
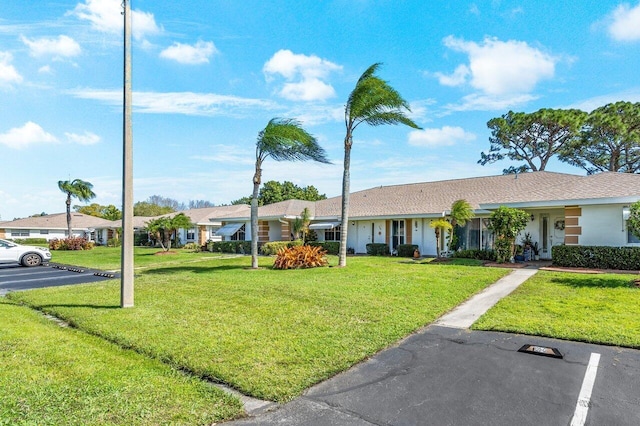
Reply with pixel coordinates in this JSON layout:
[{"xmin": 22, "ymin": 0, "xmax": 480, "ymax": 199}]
[{"xmin": 2, "ymin": 0, "xmax": 640, "ymax": 220}]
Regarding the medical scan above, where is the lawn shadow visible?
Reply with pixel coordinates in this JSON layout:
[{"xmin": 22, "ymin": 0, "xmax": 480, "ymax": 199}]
[
  {"xmin": 141, "ymin": 264, "xmax": 248, "ymax": 275},
  {"xmin": 549, "ymin": 275, "xmax": 638, "ymax": 289}
]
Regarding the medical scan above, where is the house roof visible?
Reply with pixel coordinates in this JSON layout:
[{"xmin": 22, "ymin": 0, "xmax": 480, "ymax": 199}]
[
  {"xmin": 312, "ymin": 171, "xmax": 640, "ymax": 219},
  {"xmin": 174, "ymin": 205, "xmax": 250, "ymax": 224},
  {"xmin": 0, "ymin": 212, "xmax": 117, "ymax": 230}
]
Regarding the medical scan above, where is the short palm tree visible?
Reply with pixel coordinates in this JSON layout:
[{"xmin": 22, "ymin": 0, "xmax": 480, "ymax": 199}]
[
  {"xmin": 338, "ymin": 63, "xmax": 421, "ymax": 266},
  {"xmin": 448, "ymin": 199, "xmax": 475, "ymax": 251},
  {"xmin": 430, "ymin": 219, "xmax": 452, "ymax": 258},
  {"xmin": 58, "ymin": 179, "xmax": 96, "ymax": 238},
  {"xmin": 251, "ymin": 118, "xmax": 329, "ymax": 268}
]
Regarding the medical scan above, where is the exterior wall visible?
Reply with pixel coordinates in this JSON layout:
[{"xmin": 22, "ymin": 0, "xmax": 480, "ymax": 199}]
[
  {"xmin": 198, "ymin": 226, "xmax": 207, "ymax": 245},
  {"xmin": 279, "ymin": 221, "xmax": 290, "ymax": 241},
  {"xmin": 349, "ymin": 220, "xmax": 386, "ymax": 253},
  {"xmin": 579, "ymin": 204, "xmax": 628, "ymax": 246},
  {"xmin": 4, "ymin": 228, "xmax": 78, "ymax": 241},
  {"xmin": 258, "ymin": 221, "xmax": 270, "ymax": 242},
  {"xmin": 0, "ymin": 229, "xmax": 5, "ymax": 239},
  {"xmin": 266, "ymin": 220, "xmax": 282, "ymax": 241}
]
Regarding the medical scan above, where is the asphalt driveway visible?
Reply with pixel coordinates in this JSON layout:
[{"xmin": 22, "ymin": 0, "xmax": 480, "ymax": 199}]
[
  {"xmin": 233, "ymin": 326, "xmax": 640, "ymax": 426},
  {"xmin": 0, "ymin": 263, "xmax": 117, "ymax": 295}
]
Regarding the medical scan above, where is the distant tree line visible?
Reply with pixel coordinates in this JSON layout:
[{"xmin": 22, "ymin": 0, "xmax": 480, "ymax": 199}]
[
  {"xmin": 479, "ymin": 101, "xmax": 640, "ymax": 175},
  {"xmin": 232, "ymin": 180, "xmax": 327, "ymax": 206}
]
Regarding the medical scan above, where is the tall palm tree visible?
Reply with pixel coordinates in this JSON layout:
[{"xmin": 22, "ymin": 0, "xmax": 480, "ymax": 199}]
[
  {"xmin": 58, "ymin": 179, "xmax": 96, "ymax": 238},
  {"xmin": 339, "ymin": 63, "xmax": 421, "ymax": 266},
  {"xmin": 251, "ymin": 118, "xmax": 329, "ymax": 269},
  {"xmin": 448, "ymin": 199, "xmax": 475, "ymax": 251}
]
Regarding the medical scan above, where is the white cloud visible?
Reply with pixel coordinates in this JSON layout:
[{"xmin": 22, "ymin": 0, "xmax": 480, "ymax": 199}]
[
  {"xmin": 263, "ymin": 49, "xmax": 342, "ymax": 101},
  {"xmin": 191, "ymin": 144, "xmax": 255, "ymax": 165},
  {"xmin": 71, "ymin": 0, "xmax": 161, "ymax": 40},
  {"xmin": 160, "ymin": 40, "xmax": 218, "ymax": 65},
  {"xmin": 563, "ymin": 88, "xmax": 640, "ymax": 112},
  {"xmin": 0, "ymin": 122, "xmax": 58, "ymax": 149},
  {"xmin": 607, "ymin": 2, "xmax": 640, "ymax": 41},
  {"xmin": 440, "ymin": 36, "xmax": 556, "ymax": 96},
  {"xmin": 38, "ymin": 65, "xmax": 53, "ymax": 74},
  {"xmin": 408, "ymin": 126, "xmax": 476, "ymax": 147},
  {"xmin": 70, "ymin": 89, "xmax": 280, "ymax": 117},
  {"xmin": 21, "ymin": 35, "xmax": 81, "ymax": 58},
  {"xmin": 444, "ymin": 93, "xmax": 538, "ymax": 112},
  {"xmin": 0, "ymin": 52, "xmax": 23, "ymax": 85},
  {"xmin": 65, "ymin": 131, "xmax": 101, "ymax": 145}
]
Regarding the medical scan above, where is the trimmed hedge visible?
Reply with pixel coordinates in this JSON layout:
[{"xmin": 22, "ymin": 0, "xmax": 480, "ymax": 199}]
[
  {"xmin": 13, "ymin": 238, "xmax": 48, "ymax": 245},
  {"xmin": 397, "ymin": 244, "xmax": 419, "ymax": 257},
  {"xmin": 552, "ymin": 245, "xmax": 640, "ymax": 270},
  {"xmin": 308, "ymin": 241, "xmax": 340, "ymax": 255},
  {"xmin": 206, "ymin": 241, "xmax": 251, "ymax": 254},
  {"xmin": 452, "ymin": 249, "xmax": 497, "ymax": 261},
  {"xmin": 366, "ymin": 243, "xmax": 390, "ymax": 256},
  {"xmin": 260, "ymin": 240, "xmax": 303, "ymax": 255}
]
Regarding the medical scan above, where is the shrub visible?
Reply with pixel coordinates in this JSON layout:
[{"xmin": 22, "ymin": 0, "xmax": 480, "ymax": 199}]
[
  {"xmin": 552, "ymin": 245, "xmax": 640, "ymax": 270},
  {"xmin": 14, "ymin": 238, "xmax": 48, "ymax": 245},
  {"xmin": 107, "ymin": 238, "xmax": 121, "ymax": 248},
  {"xmin": 366, "ymin": 243, "xmax": 390, "ymax": 256},
  {"xmin": 397, "ymin": 244, "xmax": 419, "ymax": 257},
  {"xmin": 260, "ymin": 240, "xmax": 303, "ymax": 255},
  {"xmin": 308, "ymin": 241, "xmax": 340, "ymax": 255},
  {"xmin": 183, "ymin": 242, "xmax": 201, "ymax": 252},
  {"xmin": 452, "ymin": 249, "xmax": 497, "ymax": 261},
  {"xmin": 273, "ymin": 245, "xmax": 328, "ymax": 270},
  {"xmin": 206, "ymin": 241, "xmax": 251, "ymax": 254},
  {"xmin": 49, "ymin": 237, "xmax": 95, "ymax": 251}
]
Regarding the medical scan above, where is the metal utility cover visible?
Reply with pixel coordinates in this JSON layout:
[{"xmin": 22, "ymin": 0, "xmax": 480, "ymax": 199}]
[{"xmin": 518, "ymin": 344, "xmax": 563, "ymax": 359}]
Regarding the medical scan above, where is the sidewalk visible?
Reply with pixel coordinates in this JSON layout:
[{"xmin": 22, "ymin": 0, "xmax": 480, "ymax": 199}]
[{"xmin": 434, "ymin": 267, "xmax": 538, "ymax": 329}]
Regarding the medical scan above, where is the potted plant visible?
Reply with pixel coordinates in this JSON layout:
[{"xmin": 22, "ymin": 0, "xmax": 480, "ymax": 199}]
[{"xmin": 532, "ymin": 242, "xmax": 540, "ymax": 261}]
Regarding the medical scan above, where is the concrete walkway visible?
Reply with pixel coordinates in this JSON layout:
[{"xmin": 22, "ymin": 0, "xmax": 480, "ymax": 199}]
[{"xmin": 434, "ymin": 267, "xmax": 538, "ymax": 328}]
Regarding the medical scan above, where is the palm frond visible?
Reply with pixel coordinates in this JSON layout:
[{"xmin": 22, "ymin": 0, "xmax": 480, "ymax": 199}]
[{"xmin": 257, "ymin": 118, "xmax": 330, "ymax": 164}]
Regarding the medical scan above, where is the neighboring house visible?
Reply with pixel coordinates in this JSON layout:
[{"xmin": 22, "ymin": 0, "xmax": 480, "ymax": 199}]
[
  {"xmin": 150, "ymin": 205, "xmax": 252, "ymax": 246},
  {"xmin": 0, "ymin": 213, "xmax": 117, "ymax": 243},
  {"xmin": 208, "ymin": 172, "xmax": 640, "ymax": 259},
  {"xmin": 4, "ymin": 172, "xmax": 638, "ymax": 258}
]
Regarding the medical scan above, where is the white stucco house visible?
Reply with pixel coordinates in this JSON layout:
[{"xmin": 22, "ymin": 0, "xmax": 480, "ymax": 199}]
[
  {"xmin": 208, "ymin": 171, "xmax": 640, "ymax": 259},
  {"xmin": 3, "ymin": 172, "xmax": 639, "ymax": 258},
  {"xmin": 0, "ymin": 212, "xmax": 117, "ymax": 243}
]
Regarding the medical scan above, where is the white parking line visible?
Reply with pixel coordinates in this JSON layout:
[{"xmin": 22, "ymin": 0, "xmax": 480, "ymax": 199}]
[
  {"xmin": 570, "ymin": 352, "xmax": 601, "ymax": 426},
  {"xmin": 0, "ymin": 269, "xmax": 62, "ymax": 278}
]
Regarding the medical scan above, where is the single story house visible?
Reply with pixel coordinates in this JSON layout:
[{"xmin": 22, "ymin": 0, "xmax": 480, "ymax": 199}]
[
  {"xmin": 4, "ymin": 172, "xmax": 638, "ymax": 259},
  {"xmin": 210, "ymin": 171, "xmax": 640, "ymax": 259},
  {"xmin": 0, "ymin": 213, "xmax": 117, "ymax": 243}
]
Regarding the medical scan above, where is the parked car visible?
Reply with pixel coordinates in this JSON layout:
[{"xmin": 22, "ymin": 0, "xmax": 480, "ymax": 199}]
[{"xmin": 0, "ymin": 238, "xmax": 52, "ymax": 267}]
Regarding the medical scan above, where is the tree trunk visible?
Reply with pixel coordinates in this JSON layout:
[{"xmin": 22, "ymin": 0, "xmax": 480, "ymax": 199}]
[
  {"xmin": 338, "ymin": 136, "xmax": 352, "ymax": 267},
  {"xmin": 251, "ymin": 161, "xmax": 261, "ymax": 269},
  {"xmin": 66, "ymin": 194, "xmax": 72, "ymax": 238}
]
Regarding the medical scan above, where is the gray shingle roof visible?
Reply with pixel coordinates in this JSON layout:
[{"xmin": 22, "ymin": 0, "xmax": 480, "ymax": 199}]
[{"xmin": 0, "ymin": 212, "xmax": 117, "ymax": 229}]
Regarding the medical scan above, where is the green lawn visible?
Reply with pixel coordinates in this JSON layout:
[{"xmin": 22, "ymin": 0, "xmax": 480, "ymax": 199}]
[
  {"xmin": 0, "ymin": 300, "xmax": 243, "ymax": 425},
  {"xmin": 49, "ymin": 246, "xmax": 226, "ymax": 270},
  {"xmin": 8, "ymin": 255, "xmax": 508, "ymax": 403},
  {"xmin": 473, "ymin": 270, "xmax": 640, "ymax": 348}
]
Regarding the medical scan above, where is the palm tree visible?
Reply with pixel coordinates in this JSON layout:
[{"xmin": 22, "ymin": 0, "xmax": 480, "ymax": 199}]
[
  {"xmin": 58, "ymin": 179, "xmax": 96, "ymax": 238},
  {"xmin": 251, "ymin": 118, "xmax": 329, "ymax": 268},
  {"xmin": 448, "ymin": 199, "xmax": 475, "ymax": 251},
  {"xmin": 430, "ymin": 219, "xmax": 452, "ymax": 259},
  {"xmin": 338, "ymin": 63, "xmax": 421, "ymax": 267}
]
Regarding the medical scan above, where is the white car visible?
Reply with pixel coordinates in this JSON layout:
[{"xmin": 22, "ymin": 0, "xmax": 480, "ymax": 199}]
[{"xmin": 0, "ymin": 238, "xmax": 52, "ymax": 267}]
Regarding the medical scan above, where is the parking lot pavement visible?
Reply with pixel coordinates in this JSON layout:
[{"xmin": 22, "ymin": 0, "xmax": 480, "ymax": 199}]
[
  {"xmin": 232, "ymin": 326, "xmax": 640, "ymax": 426},
  {"xmin": 0, "ymin": 263, "xmax": 118, "ymax": 295}
]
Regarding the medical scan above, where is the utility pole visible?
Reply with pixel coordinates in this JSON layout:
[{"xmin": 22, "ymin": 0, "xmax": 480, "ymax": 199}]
[{"xmin": 121, "ymin": 0, "xmax": 134, "ymax": 307}]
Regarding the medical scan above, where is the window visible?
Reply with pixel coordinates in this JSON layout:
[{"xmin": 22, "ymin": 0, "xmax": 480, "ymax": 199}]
[
  {"xmin": 210, "ymin": 227, "xmax": 220, "ymax": 238},
  {"xmin": 10, "ymin": 229, "xmax": 29, "ymax": 237},
  {"xmin": 40, "ymin": 230, "xmax": 49, "ymax": 235},
  {"xmin": 628, "ymin": 222, "xmax": 640, "ymax": 243},
  {"xmin": 391, "ymin": 220, "xmax": 405, "ymax": 249},
  {"xmin": 324, "ymin": 226, "xmax": 341, "ymax": 241},
  {"xmin": 186, "ymin": 228, "xmax": 196, "ymax": 240},
  {"xmin": 231, "ymin": 224, "xmax": 246, "ymax": 241}
]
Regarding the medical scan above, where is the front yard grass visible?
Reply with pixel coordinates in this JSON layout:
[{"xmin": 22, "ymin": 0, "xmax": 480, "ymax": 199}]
[
  {"xmin": 8, "ymin": 255, "xmax": 508, "ymax": 403},
  {"xmin": 49, "ymin": 246, "xmax": 223, "ymax": 270},
  {"xmin": 0, "ymin": 300, "xmax": 243, "ymax": 425},
  {"xmin": 472, "ymin": 270, "xmax": 640, "ymax": 348}
]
